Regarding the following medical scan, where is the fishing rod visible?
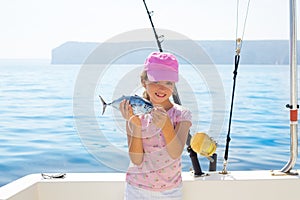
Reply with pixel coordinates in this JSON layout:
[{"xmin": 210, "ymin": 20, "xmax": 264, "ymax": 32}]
[
  {"xmin": 142, "ymin": 0, "xmax": 163, "ymax": 52},
  {"xmin": 142, "ymin": 0, "xmax": 204, "ymax": 176},
  {"xmin": 221, "ymin": 0, "xmax": 250, "ymax": 174},
  {"xmin": 221, "ymin": 44, "xmax": 240, "ymax": 174}
]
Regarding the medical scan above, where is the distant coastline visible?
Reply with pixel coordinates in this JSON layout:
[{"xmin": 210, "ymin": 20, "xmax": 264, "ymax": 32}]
[{"xmin": 51, "ymin": 40, "xmax": 298, "ymax": 65}]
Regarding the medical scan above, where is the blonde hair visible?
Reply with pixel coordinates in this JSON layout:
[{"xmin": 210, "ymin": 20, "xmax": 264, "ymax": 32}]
[{"xmin": 140, "ymin": 70, "xmax": 150, "ymax": 100}]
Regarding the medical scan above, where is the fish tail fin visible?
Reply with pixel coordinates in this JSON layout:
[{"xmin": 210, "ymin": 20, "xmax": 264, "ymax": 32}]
[{"xmin": 99, "ymin": 95, "xmax": 107, "ymax": 115}]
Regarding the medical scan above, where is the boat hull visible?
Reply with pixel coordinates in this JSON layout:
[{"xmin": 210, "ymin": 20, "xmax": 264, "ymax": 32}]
[{"xmin": 1, "ymin": 171, "xmax": 300, "ymax": 200}]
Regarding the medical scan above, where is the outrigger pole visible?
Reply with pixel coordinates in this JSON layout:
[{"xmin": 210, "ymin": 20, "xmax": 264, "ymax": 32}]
[
  {"xmin": 142, "ymin": 0, "xmax": 204, "ymax": 176},
  {"xmin": 281, "ymin": 0, "xmax": 298, "ymax": 173}
]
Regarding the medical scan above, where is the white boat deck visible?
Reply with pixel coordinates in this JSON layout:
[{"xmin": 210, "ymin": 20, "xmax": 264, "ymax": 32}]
[{"xmin": 1, "ymin": 170, "xmax": 300, "ymax": 200}]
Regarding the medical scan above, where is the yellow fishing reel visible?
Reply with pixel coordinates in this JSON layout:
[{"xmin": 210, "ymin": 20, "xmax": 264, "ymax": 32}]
[{"xmin": 191, "ymin": 132, "xmax": 217, "ymax": 157}]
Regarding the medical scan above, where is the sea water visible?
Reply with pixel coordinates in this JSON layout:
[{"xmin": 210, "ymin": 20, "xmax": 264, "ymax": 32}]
[{"xmin": 0, "ymin": 60, "xmax": 299, "ymax": 186}]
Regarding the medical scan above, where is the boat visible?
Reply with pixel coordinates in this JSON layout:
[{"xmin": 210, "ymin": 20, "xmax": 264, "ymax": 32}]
[
  {"xmin": 0, "ymin": 170, "xmax": 300, "ymax": 200},
  {"xmin": 1, "ymin": 0, "xmax": 300, "ymax": 199}
]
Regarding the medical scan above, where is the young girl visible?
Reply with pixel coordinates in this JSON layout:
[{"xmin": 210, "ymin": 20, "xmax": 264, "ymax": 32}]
[{"xmin": 119, "ymin": 52, "xmax": 192, "ymax": 199}]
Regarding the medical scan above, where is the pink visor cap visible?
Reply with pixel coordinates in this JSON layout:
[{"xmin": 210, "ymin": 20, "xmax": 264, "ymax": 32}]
[{"xmin": 144, "ymin": 52, "xmax": 179, "ymax": 82}]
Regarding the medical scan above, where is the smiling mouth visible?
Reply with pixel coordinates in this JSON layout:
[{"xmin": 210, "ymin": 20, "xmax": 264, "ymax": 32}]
[{"xmin": 155, "ymin": 93, "xmax": 166, "ymax": 98}]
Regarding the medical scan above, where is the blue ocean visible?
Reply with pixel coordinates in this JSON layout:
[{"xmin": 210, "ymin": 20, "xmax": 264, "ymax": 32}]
[{"xmin": 0, "ymin": 60, "xmax": 299, "ymax": 187}]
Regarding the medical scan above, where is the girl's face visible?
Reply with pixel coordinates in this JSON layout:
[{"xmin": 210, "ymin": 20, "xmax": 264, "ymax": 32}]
[{"xmin": 145, "ymin": 81, "xmax": 175, "ymax": 104}]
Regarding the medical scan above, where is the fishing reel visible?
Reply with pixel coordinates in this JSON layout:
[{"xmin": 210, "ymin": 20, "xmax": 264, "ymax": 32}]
[{"xmin": 191, "ymin": 132, "xmax": 217, "ymax": 158}]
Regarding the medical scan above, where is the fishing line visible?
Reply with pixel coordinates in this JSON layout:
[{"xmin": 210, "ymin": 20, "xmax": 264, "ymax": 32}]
[
  {"xmin": 235, "ymin": 0, "xmax": 251, "ymax": 54},
  {"xmin": 222, "ymin": 0, "xmax": 251, "ymax": 174}
]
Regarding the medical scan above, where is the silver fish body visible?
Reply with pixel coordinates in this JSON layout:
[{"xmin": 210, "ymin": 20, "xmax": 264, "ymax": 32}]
[{"xmin": 99, "ymin": 95, "xmax": 153, "ymax": 115}]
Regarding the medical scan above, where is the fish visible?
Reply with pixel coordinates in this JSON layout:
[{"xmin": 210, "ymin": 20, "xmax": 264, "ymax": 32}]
[{"xmin": 99, "ymin": 95, "xmax": 153, "ymax": 115}]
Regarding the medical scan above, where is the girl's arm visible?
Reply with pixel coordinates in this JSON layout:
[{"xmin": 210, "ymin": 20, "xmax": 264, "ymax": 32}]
[
  {"xmin": 126, "ymin": 116, "xmax": 144, "ymax": 165},
  {"xmin": 152, "ymin": 107, "xmax": 191, "ymax": 159},
  {"xmin": 120, "ymin": 100, "xmax": 144, "ymax": 165},
  {"xmin": 162, "ymin": 119, "xmax": 191, "ymax": 159}
]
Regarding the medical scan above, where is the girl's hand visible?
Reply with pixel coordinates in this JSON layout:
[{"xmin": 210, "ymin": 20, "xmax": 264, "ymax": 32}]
[
  {"xmin": 119, "ymin": 100, "xmax": 141, "ymax": 127},
  {"xmin": 151, "ymin": 106, "xmax": 168, "ymax": 129},
  {"xmin": 119, "ymin": 100, "xmax": 133, "ymax": 121}
]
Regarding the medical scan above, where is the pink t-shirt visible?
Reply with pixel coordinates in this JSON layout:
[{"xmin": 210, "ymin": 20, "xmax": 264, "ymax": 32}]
[{"xmin": 126, "ymin": 104, "xmax": 192, "ymax": 191}]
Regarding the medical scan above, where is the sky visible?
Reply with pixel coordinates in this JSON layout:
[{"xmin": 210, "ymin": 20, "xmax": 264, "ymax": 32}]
[{"xmin": 0, "ymin": 0, "xmax": 298, "ymax": 59}]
